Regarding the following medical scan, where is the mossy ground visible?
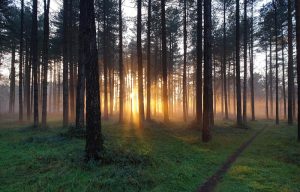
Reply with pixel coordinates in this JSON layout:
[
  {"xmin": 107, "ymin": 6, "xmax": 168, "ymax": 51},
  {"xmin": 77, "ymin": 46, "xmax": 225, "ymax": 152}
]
[{"xmin": 0, "ymin": 116, "xmax": 298, "ymax": 192}]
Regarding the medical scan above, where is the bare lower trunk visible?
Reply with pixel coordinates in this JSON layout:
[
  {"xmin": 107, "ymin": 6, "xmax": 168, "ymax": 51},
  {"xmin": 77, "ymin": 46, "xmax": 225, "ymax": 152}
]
[
  {"xmin": 203, "ymin": 0, "xmax": 212, "ymax": 142},
  {"xmin": 80, "ymin": 0, "xmax": 103, "ymax": 161}
]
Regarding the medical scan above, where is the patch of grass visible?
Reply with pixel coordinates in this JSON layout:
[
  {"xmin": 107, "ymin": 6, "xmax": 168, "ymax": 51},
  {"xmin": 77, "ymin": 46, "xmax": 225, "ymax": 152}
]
[
  {"xmin": 215, "ymin": 121, "xmax": 300, "ymax": 192},
  {"xmin": 0, "ymin": 117, "xmax": 258, "ymax": 191}
]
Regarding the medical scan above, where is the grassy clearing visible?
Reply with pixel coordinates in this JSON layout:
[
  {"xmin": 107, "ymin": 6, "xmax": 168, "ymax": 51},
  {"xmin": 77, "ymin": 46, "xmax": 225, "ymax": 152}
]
[
  {"xmin": 0, "ymin": 117, "xmax": 256, "ymax": 192},
  {"xmin": 215, "ymin": 121, "xmax": 300, "ymax": 192}
]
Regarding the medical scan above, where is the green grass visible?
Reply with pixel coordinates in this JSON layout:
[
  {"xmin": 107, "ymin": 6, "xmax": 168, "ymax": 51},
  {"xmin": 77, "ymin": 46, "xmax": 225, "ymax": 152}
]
[
  {"xmin": 215, "ymin": 121, "xmax": 300, "ymax": 192},
  {"xmin": 0, "ymin": 117, "xmax": 298, "ymax": 192}
]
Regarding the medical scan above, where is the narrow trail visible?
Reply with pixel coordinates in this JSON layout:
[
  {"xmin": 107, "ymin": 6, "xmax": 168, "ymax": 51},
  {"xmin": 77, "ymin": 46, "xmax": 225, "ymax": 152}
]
[{"xmin": 197, "ymin": 127, "xmax": 266, "ymax": 192}]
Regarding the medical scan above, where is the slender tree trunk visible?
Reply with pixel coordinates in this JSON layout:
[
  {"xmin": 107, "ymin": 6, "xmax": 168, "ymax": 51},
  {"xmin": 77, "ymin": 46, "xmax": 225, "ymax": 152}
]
[
  {"xmin": 137, "ymin": 0, "xmax": 145, "ymax": 126},
  {"xmin": 146, "ymin": 0, "xmax": 151, "ymax": 120},
  {"xmin": 266, "ymin": 51, "xmax": 269, "ymax": 119},
  {"xmin": 202, "ymin": 0, "xmax": 212, "ymax": 142},
  {"xmin": 288, "ymin": 0, "xmax": 294, "ymax": 124},
  {"xmin": 9, "ymin": 44, "xmax": 16, "ymax": 114},
  {"xmin": 63, "ymin": 0, "xmax": 69, "ymax": 127},
  {"xmin": 103, "ymin": 0, "xmax": 109, "ymax": 120},
  {"xmin": 161, "ymin": 0, "xmax": 169, "ymax": 122},
  {"xmin": 228, "ymin": 59, "xmax": 231, "ymax": 114},
  {"xmin": 242, "ymin": 0, "xmax": 247, "ymax": 123},
  {"xmin": 69, "ymin": 0, "xmax": 75, "ymax": 122},
  {"xmin": 213, "ymin": 59, "xmax": 216, "ymax": 117},
  {"xmin": 25, "ymin": 38, "xmax": 31, "ymax": 120},
  {"xmin": 109, "ymin": 68, "xmax": 114, "ymax": 115},
  {"xmin": 196, "ymin": 0, "xmax": 202, "ymax": 125},
  {"xmin": 274, "ymin": 0, "xmax": 279, "ymax": 125},
  {"xmin": 236, "ymin": 0, "xmax": 242, "ymax": 125},
  {"xmin": 223, "ymin": 1, "xmax": 228, "ymax": 120},
  {"xmin": 42, "ymin": 0, "xmax": 50, "ymax": 129},
  {"xmin": 183, "ymin": 0, "xmax": 187, "ymax": 122},
  {"xmin": 80, "ymin": 0, "xmax": 103, "ymax": 161},
  {"xmin": 119, "ymin": 0, "xmax": 124, "ymax": 122},
  {"xmin": 19, "ymin": 0, "xmax": 24, "ymax": 121},
  {"xmin": 32, "ymin": 0, "xmax": 38, "ymax": 128},
  {"xmin": 270, "ymin": 37, "xmax": 273, "ymax": 118},
  {"xmin": 250, "ymin": 0, "xmax": 255, "ymax": 121},
  {"xmin": 295, "ymin": 0, "xmax": 300, "ymax": 141},
  {"xmin": 281, "ymin": 29, "xmax": 287, "ymax": 119},
  {"xmin": 57, "ymin": 63, "xmax": 61, "ymax": 112},
  {"xmin": 75, "ymin": 43, "xmax": 85, "ymax": 130}
]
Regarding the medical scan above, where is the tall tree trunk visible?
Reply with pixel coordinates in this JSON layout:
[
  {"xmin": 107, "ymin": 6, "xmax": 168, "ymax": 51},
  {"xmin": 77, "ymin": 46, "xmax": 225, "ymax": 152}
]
[
  {"xmin": 242, "ymin": 0, "xmax": 247, "ymax": 123},
  {"xmin": 69, "ymin": 0, "xmax": 75, "ymax": 122},
  {"xmin": 202, "ymin": 0, "xmax": 212, "ymax": 142},
  {"xmin": 281, "ymin": 29, "xmax": 286, "ymax": 119},
  {"xmin": 266, "ymin": 51, "xmax": 269, "ymax": 119},
  {"xmin": 223, "ymin": 0, "xmax": 228, "ymax": 120},
  {"xmin": 42, "ymin": 0, "xmax": 50, "ymax": 129},
  {"xmin": 250, "ymin": 0, "xmax": 255, "ymax": 121},
  {"xmin": 63, "ymin": 0, "xmax": 69, "ymax": 127},
  {"xmin": 161, "ymin": 0, "xmax": 169, "ymax": 122},
  {"xmin": 19, "ymin": 0, "xmax": 24, "ymax": 121},
  {"xmin": 270, "ymin": 37, "xmax": 273, "ymax": 118},
  {"xmin": 103, "ymin": 0, "xmax": 109, "ymax": 120},
  {"xmin": 196, "ymin": 0, "xmax": 202, "ymax": 125},
  {"xmin": 9, "ymin": 44, "xmax": 16, "ymax": 114},
  {"xmin": 183, "ymin": 0, "xmax": 187, "ymax": 122},
  {"xmin": 32, "ymin": 0, "xmax": 38, "ymax": 128},
  {"xmin": 75, "ymin": 40, "xmax": 85, "ymax": 130},
  {"xmin": 57, "ymin": 63, "xmax": 61, "ymax": 112},
  {"xmin": 109, "ymin": 68, "xmax": 114, "ymax": 115},
  {"xmin": 236, "ymin": 0, "xmax": 242, "ymax": 125},
  {"xmin": 295, "ymin": 0, "xmax": 300, "ymax": 141},
  {"xmin": 288, "ymin": 0, "xmax": 294, "ymax": 124},
  {"xmin": 274, "ymin": 0, "xmax": 279, "ymax": 125},
  {"xmin": 146, "ymin": 0, "xmax": 151, "ymax": 120},
  {"xmin": 137, "ymin": 0, "xmax": 145, "ymax": 126},
  {"xmin": 25, "ymin": 38, "xmax": 31, "ymax": 120},
  {"xmin": 119, "ymin": 0, "xmax": 124, "ymax": 122},
  {"xmin": 80, "ymin": 0, "xmax": 103, "ymax": 161}
]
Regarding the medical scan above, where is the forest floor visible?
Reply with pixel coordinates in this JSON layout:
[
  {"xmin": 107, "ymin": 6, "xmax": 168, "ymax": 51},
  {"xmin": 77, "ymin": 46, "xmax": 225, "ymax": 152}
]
[{"xmin": 0, "ymin": 116, "xmax": 299, "ymax": 192}]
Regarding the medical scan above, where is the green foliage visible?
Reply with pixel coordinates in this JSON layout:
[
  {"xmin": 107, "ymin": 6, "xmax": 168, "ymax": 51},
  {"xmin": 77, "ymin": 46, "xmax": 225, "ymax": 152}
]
[
  {"xmin": 215, "ymin": 121, "xmax": 300, "ymax": 192},
  {"xmin": 0, "ymin": 119, "xmax": 298, "ymax": 191}
]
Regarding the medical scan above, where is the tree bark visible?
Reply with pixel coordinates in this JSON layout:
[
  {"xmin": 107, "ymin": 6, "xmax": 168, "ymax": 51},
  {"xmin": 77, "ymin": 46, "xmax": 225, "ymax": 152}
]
[
  {"xmin": 183, "ymin": 0, "xmax": 187, "ymax": 122},
  {"xmin": 80, "ymin": 0, "xmax": 103, "ymax": 161},
  {"xmin": 250, "ymin": 0, "xmax": 255, "ymax": 121},
  {"xmin": 202, "ymin": 0, "xmax": 212, "ymax": 142},
  {"xmin": 146, "ymin": 0, "xmax": 151, "ymax": 121},
  {"xmin": 161, "ymin": 0, "xmax": 169, "ymax": 122},
  {"xmin": 288, "ymin": 0, "xmax": 294, "ymax": 124},
  {"xmin": 242, "ymin": 0, "xmax": 247, "ymax": 123},
  {"xmin": 196, "ymin": 0, "xmax": 202, "ymax": 125},
  {"xmin": 274, "ymin": 0, "xmax": 279, "ymax": 125},
  {"xmin": 9, "ymin": 44, "xmax": 16, "ymax": 114},
  {"xmin": 19, "ymin": 0, "xmax": 24, "ymax": 121},
  {"xmin": 270, "ymin": 36, "xmax": 273, "ymax": 118},
  {"xmin": 295, "ymin": 0, "xmax": 300, "ymax": 141},
  {"xmin": 119, "ymin": 0, "xmax": 124, "ymax": 122},
  {"xmin": 103, "ymin": 0, "xmax": 109, "ymax": 120},
  {"xmin": 281, "ymin": 28, "xmax": 286, "ymax": 119},
  {"xmin": 137, "ymin": 0, "xmax": 145, "ymax": 126},
  {"xmin": 32, "ymin": 0, "xmax": 38, "ymax": 128},
  {"xmin": 63, "ymin": 0, "xmax": 69, "ymax": 127},
  {"xmin": 223, "ymin": 0, "xmax": 228, "ymax": 120},
  {"xmin": 295, "ymin": 0, "xmax": 300, "ymax": 142},
  {"xmin": 42, "ymin": 0, "xmax": 50, "ymax": 129},
  {"xmin": 236, "ymin": 0, "xmax": 242, "ymax": 125},
  {"xmin": 266, "ymin": 51, "xmax": 269, "ymax": 119}
]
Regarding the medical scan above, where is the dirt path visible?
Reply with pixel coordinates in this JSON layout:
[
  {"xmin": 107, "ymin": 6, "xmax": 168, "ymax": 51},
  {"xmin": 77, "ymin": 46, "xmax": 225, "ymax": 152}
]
[{"xmin": 197, "ymin": 127, "xmax": 265, "ymax": 192}]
